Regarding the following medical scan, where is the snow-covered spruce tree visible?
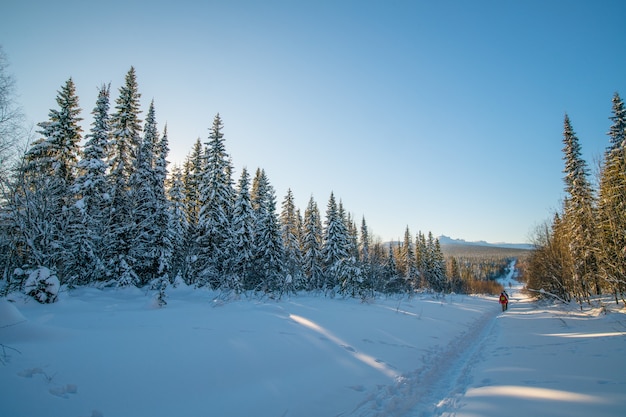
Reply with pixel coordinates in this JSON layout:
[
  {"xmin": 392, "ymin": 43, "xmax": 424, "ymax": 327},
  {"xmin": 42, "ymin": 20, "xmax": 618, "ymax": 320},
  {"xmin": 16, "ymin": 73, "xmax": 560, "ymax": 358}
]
[
  {"xmin": 128, "ymin": 101, "xmax": 166, "ymax": 286},
  {"xmin": 383, "ymin": 242, "xmax": 402, "ymax": 293},
  {"xmin": 597, "ymin": 93, "xmax": 626, "ymax": 303},
  {"xmin": 337, "ymin": 201, "xmax": 362, "ymax": 297},
  {"xmin": 250, "ymin": 169, "xmax": 285, "ymax": 295},
  {"xmin": 153, "ymin": 125, "xmax": 173, "ymax": 284},
  {"xmin": 71, "ymin": 83, "xmax": 111, "ymax": 284},
  {"xmin": 415, "ymin": 231, "xmax": 427, "ymax": 288},
  {"xmin": 399, "ymin": 226, "xmax": 418, "ymax": 291},
  {"xmin": 321, "ymin": 192, "xmax": 349, "ymax": 295},
  {"xmin": 166, "ymin": 165, "xmax": 189, "ymax": 284},
  {"xmin": 280, "ymin": 189, "xmax": 304, "ymax": 292},
  {"xmin": 357, "ymin": 217, "xmax": 375, "ymax": 298},
  {"xmin": 302, "ymin": 196, "xmax": 324, "ymax": 291},
  {"xmin": 194, "ymin": 114, "xmax": 234, "ymax": 288},
  {"xmin": 225, "ymin": 168, "xmax": 255, "ymax": 293},
  {"xmin": 181, "ymin": 138, "xmax": 204, "ymax": 284},
  {"xmin": 16, "ymin": 78, "xmax": 82, "ymax": 285},
  {"xmin": 183, "ymin": 140, "xmax": 203, "ymax": 232},
  {"xmin": 106, "ymin": 67, "xmax": 143, "ymax": 286},
  {"xmin": 561, "ymin": 115, "xmax": 599, "ymax": 302},
  {"xmin": 426, "ymin": 232, "xmax": 447, "ymax": 292}
]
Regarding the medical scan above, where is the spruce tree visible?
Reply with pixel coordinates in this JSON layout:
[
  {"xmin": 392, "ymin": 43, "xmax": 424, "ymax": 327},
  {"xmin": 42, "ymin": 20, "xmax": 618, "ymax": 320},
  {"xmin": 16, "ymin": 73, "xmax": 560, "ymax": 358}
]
[
  {"xmin": 227, "ymin": 168, "xmax": 255, "ymax": 293},
  {"xmin": 72, "ymin": 83, "xmax": 111, "ymax": 284},
  {"xmin": 280, "ymin": 189, "xmax": 304, "ymax": 292},
  {"xmin": 182, "ymin": 138, "xmax": 204, "ymax": 284},
  {"xmin": 129, "ymin": 100, "xmax": 160, "ymax": 285},
  {"xmin": 415, "ymin": 231, "xmax": 427, "ymax": 288},
  {"xmin": 427, "ymin": 233, "xmax": 447, "ymax": 292},
  {"xmin": 154, "ymin": 125, "xmax": 172, "ymax": 284},
  {"xmin": 383, "ymin": 243, "xmax": 400, "ymax": 293},
  {"xmin": 167, "ymin": 165, "xmax": 189, "ymax": 284},
  {"xmin": 106, "ymin": 67, "xmax": 142, "ymax": 286},
  {"xmin": 597, "ymin": 93, "xmax": 626, "ymax": 301},
  {"xmin": 19, "ymin": 78, "xmax": 82, "ymax": 282},
  {"xmin": 302, "ymin": 196, "xmax": 324, "ymax": 291},
  {"xmin": 321, "ymin": 192, "xmax": 349, "ymax": 293},
  {"xmin": 250, "ymin": 169, "xmax": 285, "ymax": 295},
  {"xmin": 561, "ymin": 115, "xmax": 599, "ymax": 301},
  {"xmin": 194, "ymin": 114, "xmax": 233, "ymax": 288},
  {"xmin": 358, "ymin": 217, "xmax": 375, "ymax": 298},
  {"xmin": 400, "ymin": 226, "xmax": 418, "ymax": 291}
]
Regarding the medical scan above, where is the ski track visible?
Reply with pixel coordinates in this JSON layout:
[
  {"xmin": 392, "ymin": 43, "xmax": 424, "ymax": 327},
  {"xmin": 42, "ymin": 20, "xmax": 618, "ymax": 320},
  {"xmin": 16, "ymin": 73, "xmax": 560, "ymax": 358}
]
[
  {"xmin": 348, "ymin": 263, "xmax": 517, "ymax": 417},
  {"xmin": 347, "ymin": 301, "xmax": 499, "ymax": 417}
]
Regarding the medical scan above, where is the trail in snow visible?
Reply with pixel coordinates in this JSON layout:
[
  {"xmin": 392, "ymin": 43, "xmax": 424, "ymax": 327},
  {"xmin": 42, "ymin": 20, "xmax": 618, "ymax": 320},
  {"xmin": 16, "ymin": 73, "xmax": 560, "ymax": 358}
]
[
  {"xmin": 439, "ymin": 261, "xmax": 626, "ymax": 417},
  {"xmin": 349, "ymin": 262, "xmax": 518, "ymax": 417}
]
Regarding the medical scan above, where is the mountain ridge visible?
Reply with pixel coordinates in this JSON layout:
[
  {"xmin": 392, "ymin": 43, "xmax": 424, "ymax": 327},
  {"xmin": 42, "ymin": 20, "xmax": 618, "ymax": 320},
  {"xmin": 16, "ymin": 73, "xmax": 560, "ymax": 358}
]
[{"xmin": 438, "ymin": 235, "xmax": 533, "ymax": 250}]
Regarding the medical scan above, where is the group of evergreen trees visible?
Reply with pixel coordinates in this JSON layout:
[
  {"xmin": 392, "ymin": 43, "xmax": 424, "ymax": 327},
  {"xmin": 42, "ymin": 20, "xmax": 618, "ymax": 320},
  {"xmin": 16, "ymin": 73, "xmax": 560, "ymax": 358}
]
[
  {"xmin": 525, "ymin": 93, "xmax": 626, "ymax": 305},
  {"xmin": 0, "ymin": 68, "xmax": 457, "ymax": 302}
]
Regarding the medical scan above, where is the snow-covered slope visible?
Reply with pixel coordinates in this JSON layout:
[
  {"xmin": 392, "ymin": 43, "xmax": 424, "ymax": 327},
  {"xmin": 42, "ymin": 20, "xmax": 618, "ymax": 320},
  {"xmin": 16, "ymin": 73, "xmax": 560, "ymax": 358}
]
[{"xmin": 1, "ymin": 270, "xmax": 624, "ymax": 417}]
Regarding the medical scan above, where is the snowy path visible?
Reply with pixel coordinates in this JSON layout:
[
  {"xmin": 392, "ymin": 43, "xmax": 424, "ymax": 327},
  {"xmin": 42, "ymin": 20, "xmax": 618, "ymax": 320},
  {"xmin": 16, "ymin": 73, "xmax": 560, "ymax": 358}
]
[
  {"xmin": 443, "ymin": 288, "xmax": 626, "ymax": 417},
  {"xmin": 348, "ymin": 296, "xmax": 497, "ymax": 417},
  {"xmin": 350, "ymin": 262, "xmax": 626, "ymax": 417}
]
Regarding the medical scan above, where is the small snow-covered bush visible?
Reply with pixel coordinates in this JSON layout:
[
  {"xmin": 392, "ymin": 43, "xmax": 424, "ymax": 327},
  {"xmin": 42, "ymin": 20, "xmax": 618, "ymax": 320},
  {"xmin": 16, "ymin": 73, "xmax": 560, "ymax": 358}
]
[{"xmin": 21, "ymin": 267, "xmax": 60, "ymax": 304}]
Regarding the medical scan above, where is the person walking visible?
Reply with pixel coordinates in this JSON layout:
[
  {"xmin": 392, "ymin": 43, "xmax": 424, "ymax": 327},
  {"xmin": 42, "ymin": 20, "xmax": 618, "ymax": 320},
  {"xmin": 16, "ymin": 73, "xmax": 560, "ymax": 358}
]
[{"xmin": 499, "ymin": 291, "xmax": 509, "ymax": 312}]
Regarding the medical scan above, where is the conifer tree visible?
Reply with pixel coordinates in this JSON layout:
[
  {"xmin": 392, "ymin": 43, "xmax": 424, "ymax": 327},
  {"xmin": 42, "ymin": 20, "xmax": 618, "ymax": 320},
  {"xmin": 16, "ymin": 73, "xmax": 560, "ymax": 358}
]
[
  {"xmin": 597, "ymin": 93, "xmax": 626, "ymax": 301},
  {"xmin": 183, "ymin": 139, "xmax": 203, "ymax": 233},
  {"xmin": 19, "ymin": 78, "xmax": 83, "ymax": 282},
  {"xmin": 106, "ymin": 67, "xmax": 142, "ymax": 286},
  {"xmin": 427, "ymin": 233, "xmax": 447, "ymax": 292},
  {"xmin": 194, "ymin": 114, "xmax": 233, "ymax": 288},
  {"xmin": 250, "ymin": 168, "xmax": 284, "ymax": 294},
  {"xmin": 109, "ymin": 67, "xmax": 142, "ymax": 182},
  {"xmin": 182, "ymin": 138, "xmax": 204, "ymax": 283},
  {"xmin": 154, "ymin": 125, "xmax": 172, "ymax": 283},
  {"xmin": 415, "ymin": 231, "xmax": 427, "ymax": 287},
  {"xmin": 322, "ymin": 193, "xmax": 349, "ymax": 293},
  {"xmin": 400, "ymin": 226, "xmax": 418, "ymax": 291},
  {"xmin": 561, "ymin": 115, "xmax": 598, "ymax": 301},
  {"xmin": 358, "ymin": 217, "xmax": 375, "ymax": 297},
  {"xmin": 129, "ymin": 100, "xmax": 161, "ymax": 285},
  {"xmin": 72, "ymin": 83, "xmax": 111, "ymax": 284},
  {"xmin": 383, "ymin": 243, "xmax": 400, "ymax": 293},
  {"xmin": 167, "ymin": 165, "xmax": 189, "ymax": 283},
  {"xmin": 227, "ymin": 168, "xmax": 255, "ymax": 293},
  {"xmin": 337, "ymin": 201, "xmax": 362, "ymax": 296},
  {"xmin": 302, "ymin": 196, "xmax": 324, "ymax": 291},
  {"xmin": 280, "ymin": 188, "xmax": 304, "ymax": 291}
]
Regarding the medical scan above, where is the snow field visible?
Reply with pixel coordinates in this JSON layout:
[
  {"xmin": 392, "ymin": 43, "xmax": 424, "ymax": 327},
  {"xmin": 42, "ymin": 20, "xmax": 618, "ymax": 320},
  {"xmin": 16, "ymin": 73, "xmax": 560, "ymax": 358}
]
[
  {"xmin": 1, "ymin": 286, "xmax": 494, "ymax": 417},
  {"xmin": 1, "ymin": 270, "xmax": 625, "ymax": 417}
]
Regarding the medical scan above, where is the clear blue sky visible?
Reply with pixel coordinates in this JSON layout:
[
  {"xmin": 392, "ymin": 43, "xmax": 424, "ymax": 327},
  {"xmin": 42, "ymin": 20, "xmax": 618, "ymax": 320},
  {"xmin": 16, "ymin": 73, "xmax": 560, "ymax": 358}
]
[{"xmin": 2, "ymin": 0, "xmax": 625, "ymax": 244}]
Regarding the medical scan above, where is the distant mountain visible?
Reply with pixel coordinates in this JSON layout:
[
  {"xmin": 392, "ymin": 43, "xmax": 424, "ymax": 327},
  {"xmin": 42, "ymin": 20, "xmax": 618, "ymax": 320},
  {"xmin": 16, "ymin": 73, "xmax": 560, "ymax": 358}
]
[{"xmin": 438, "ymin": 235, "xmax": 533, "ymax": 250}]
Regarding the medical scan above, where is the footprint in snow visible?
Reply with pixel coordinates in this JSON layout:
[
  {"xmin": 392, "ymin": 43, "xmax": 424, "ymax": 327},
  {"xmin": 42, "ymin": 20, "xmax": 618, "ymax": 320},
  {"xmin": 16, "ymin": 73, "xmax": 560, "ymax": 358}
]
[{"xmin": 49, "ymin": 383, "xmax": 78, "ymax": 398}]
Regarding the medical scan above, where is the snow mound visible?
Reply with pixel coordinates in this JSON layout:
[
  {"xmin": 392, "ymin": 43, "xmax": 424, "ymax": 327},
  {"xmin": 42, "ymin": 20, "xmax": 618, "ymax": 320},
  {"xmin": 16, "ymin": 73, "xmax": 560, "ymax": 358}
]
[{"xmin": 0, "ymin": 299, "xmax": 27, "ymax": 327}]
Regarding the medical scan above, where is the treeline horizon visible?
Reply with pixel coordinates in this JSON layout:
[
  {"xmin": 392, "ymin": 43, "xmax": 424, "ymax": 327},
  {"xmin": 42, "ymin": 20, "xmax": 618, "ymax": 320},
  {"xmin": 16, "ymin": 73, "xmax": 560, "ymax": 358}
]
[{"xmin": 0, "ymin": 66, "xmax": 515, "ymax": 303}]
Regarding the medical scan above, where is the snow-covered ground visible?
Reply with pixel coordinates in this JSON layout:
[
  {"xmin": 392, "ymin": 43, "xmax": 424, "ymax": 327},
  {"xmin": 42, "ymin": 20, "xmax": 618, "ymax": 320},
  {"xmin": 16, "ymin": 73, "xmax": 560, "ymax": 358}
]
[{"xmin": 1, "ymin": 264, "xmax": 625, "ymax": 417}]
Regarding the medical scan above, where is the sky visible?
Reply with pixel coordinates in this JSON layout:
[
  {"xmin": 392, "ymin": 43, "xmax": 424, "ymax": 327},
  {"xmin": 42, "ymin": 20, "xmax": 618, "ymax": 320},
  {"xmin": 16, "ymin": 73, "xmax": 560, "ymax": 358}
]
[{"xmin": 2, "ymin": 0, "xmax": 625, "ymax": 244}]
